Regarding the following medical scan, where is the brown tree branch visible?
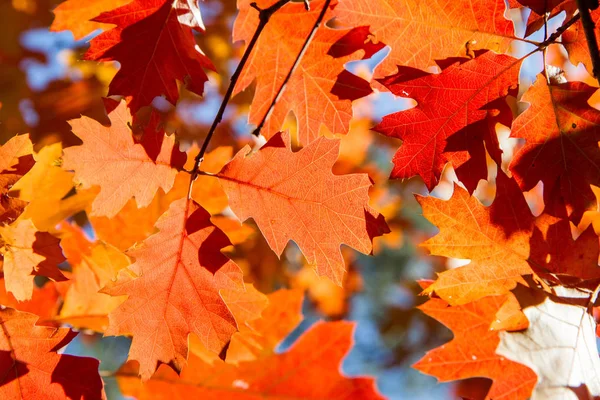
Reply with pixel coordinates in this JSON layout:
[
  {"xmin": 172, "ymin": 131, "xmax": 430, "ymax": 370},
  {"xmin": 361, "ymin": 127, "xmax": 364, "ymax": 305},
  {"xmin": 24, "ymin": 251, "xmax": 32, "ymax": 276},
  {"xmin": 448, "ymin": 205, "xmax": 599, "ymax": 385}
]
[
  {"xmin": 576, "ymin": 0, "xmax": 600, "ymax": 84},
  {"xmin": 251, "ymin": 0, "xmax": 333, "ymax": 137},
  {"xmin": 188, "ymin": 0, "xmax": 291, "ymax": 189}
]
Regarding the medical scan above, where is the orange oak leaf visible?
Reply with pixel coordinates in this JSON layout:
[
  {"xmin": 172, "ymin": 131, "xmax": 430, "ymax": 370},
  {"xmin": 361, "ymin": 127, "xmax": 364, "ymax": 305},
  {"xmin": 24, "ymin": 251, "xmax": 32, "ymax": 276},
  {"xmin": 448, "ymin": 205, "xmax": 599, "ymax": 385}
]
[
  {"xmin": 219, "ymin": 284, "xmax": 268, "ymax": 334},
  {"xmin": 88, "ymin": 145, "xmax": 231, "ymax": 251},
  {"xmin": 117, "ymin": 321, "xmax": 384, "ymax": 399},
  {"xmin": 0, "ymin": 308, "xmax": 104, "ymax": 399},
  {"xmin": 233, "ymin": 0, "xmax": 383, "ymax": 145},
  {"xmin": 50, "ymin": 0, "xmax": 132, "ymax": 40},
  {"xmin": 0, "ymin": 220, "xmax": 66, "ymax": 301},
  {"xmin": 211, "ymin": 216, "xmax": 255, "ymax": 246},
  {"xmin": 217, "ymin": 131, "xmax": 389, "ymax": 285},
  {"xmin": 490, "ymin": 292, "xmax": 529, "ymax": 332},
  {"xmin": 57, "ymin": 223, "xmax": 130, "ymax": 332},
  {"xmin": 88, "ymin": 173, "xmax": 188, "ymax": 251},
  {"xmin": 224, "ymin": 289, "xmax": 303, "ymax": 364},
  {"xmin": 414, "ymin": 295, "xmax": 537, "ymax": 399},
  {"xmin": 0, "ymin": 279, "xmax": 61, "ymax": 324},
  {"xmin": 63, "ymin": 101, "xmax": 186, "ymax": 218},
  {"xmin": 333, "ymin": 0, "xmax": 518, "ymax": 77},
  {"xmin": 375, "ymin": 51, "xmax": 520, "ymax": 191},
  {"xmin": 0, "ymin": 134, "xmax": 34, "ymax": 225},
  {"xmin": 10, "ymin": 142, "xmax": 92, "ymax": 232},
  {"xmin": 510, "ymin": 78, "xmax": 600, "ymax": 222},
  {"xmin": 84, "ymin": 0, "xmax": 215, "ymax": 113},
  {"xmin": 419, "ymin": 172, "xmax": 534, "ymax": 304},
  {"xmin": 102, "ymin": 197, "xmax": 246, "ymax": 380}
]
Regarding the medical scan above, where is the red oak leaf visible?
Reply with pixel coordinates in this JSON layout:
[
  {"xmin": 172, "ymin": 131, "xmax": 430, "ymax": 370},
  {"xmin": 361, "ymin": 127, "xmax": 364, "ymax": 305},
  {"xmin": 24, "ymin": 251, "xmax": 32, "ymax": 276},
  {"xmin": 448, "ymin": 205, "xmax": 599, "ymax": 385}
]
[
  {"xmin": 415, "ymin": 295, "xmax": 537, "ymax": 399},
  {"xmin": 510, "ymin": 77, "xmax": 600, "ymax": 222},
  {"xmin": 85, "ymin": 0, "xmax": 215, "ymax": 113},
  {"xmin": 561, "ymin": 8, "xmax": 600, "ymax": 78},
  {"xmin": 507, "ymin": 0, "xmax": 568, "ymax": 15},
  {"xmin": 333, "ymin": 0, "xmax": 517, "ymax": 77},
  {"xmin": 375, "ymin": 51, "xmax": 520, "ymax": 191},
  {"xmin": 0, "ymin": 308, "xmax": 104, "ymax": 400},
  {"xmin": 216, "ymin": 131, "xmax": 389, "ymax": 285},
  {"xmin": 63, "ymin": 101, "xmax": 185, "ymax": 218},
  {"xmin": 102, "ymin": 197, "xmax": 247, "ymax": 380},
  {"xmin": 233, "ymin": 0, "xmax": 383, "ymax": 145},
  {"xmin": 117, "ymin": 321, "xmax": 384, "ymax": 399},
  {"xmin": 0, "ymin": 278, "xmax": 61, "ymax": 325},
  {"xmin": 529, "ymin": 214, "xmax": 600, "ymax": 285},
  {"xmin": 224, "ymin": 288, "xmax": 303, "ymax": 364}
]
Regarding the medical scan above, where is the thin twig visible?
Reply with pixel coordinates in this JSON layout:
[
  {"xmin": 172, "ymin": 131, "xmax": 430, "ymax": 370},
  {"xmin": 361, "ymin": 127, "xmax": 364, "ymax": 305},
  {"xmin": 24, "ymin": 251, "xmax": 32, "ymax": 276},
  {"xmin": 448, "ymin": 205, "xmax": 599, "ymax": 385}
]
[
  {"xmin": 543, "ymin": 6, "xmax": 550, "ymax": 84},
  {"xmin": 188, "ymin": 0, "xmax": 291, "ymax": 190},
  {"xmin": 576, "ymin": 0, "xmax": 600, "ymax": 84},
  {"xmin": 544, "ymin": 3, "xmax": 549, "ymax": 42},
  {"xmin": 538, "ymin": 13, "xmax": 581, "ymax": 49},
  {"xmin": 252, "ymin": 0, "xmax": 333, "ymax": 137}
]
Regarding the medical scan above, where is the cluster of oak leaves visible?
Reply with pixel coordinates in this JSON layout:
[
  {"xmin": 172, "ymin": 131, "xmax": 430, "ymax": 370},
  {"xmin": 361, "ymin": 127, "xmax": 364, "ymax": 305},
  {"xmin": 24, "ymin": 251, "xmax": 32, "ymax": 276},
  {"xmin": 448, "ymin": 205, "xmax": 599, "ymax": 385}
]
[{"xmin": 4, "ymin": 0, "xmax": 600, "ymax": 398}]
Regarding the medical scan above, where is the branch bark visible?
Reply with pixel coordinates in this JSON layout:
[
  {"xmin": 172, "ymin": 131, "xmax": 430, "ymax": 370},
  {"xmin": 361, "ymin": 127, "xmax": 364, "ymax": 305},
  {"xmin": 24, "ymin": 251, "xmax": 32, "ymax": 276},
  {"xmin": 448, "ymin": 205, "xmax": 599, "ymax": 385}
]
[
  {"xmin": 576, "ymin": 0, "xmax": 600, "ymax": 84},
  {"xmin": 188, "ymin": 0, "xmax": 291, "ymax": 189},
  {"xmin": 252, "ymin": 0, "xmax": 333, "ymax": 137}
]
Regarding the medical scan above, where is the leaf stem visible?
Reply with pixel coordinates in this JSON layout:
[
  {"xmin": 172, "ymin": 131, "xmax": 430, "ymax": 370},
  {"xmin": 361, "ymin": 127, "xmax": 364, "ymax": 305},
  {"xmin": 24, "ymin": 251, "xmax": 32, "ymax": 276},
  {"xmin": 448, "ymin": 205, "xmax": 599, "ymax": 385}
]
[
  {"xmin": 576, "ymin": 0, "xmax": 600, "ymax": 84},
  {"xmin": 251, "ymin": 0, "xmax": 333, "ymax": 137},
  {"xmin": 188, "ymin": 0, "xmax": 291, "ymax": 191}
]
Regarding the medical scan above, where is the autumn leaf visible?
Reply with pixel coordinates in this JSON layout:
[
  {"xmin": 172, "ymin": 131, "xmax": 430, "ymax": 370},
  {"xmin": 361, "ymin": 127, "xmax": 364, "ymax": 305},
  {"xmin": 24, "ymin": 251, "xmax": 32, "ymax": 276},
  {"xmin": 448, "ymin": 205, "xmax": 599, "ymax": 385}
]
[
  {"xmin": 0, "ymin": 219, "xmax": 66, "ymax": 301},
  {"xmin": 375, "ymin": 51, "xmax": 520, "ymax": 191},
  {"xmin": 57, "ymin": 223, "xmax": 130, "ymax": 332},
  {"xmin": 530, "ymin": 214, "xmax": 600, "ymax": 284},
  {"xmin": 63, "ymin": 101, "xmax": 186, "ymax": 218},
  {"xmin": 217, "ymin": 131, "xmax": 389, "ymax": 285},
  {"xmin": 510, "ymin": 77, "xmax": 600, "ymax": 222},
  {"xmin": 10, "ymin": 142, "xmax": 92, "ymax": 231},
  {"xmin": 224, "ymin": 289, "xmax": 303, "ymax": 364},
  {"xmin": 211, "ymin": 216, "xmax": 255, "ymax": 246},
  {"xmin": 88, "ymin": 144, "xmax": 231, "ymax": 251},
  {"xmin": 233, "ymin": 0, "xmax": 383, "ymax": 145},
  {"xmin": 50, "ymin": 0, "xmax": 132, "ymax": 40},
  {"xmin": 0, "ymin": 278, "xmax": 61, "ymax": 324},
  {"xmin": 0, "ymin": 134, "xmax": 34, "ymax": 225},
  {"xmin": 84, "ymin": 0, "xmax": 215, "ymax": 113},
  {"xmin": 102, "ymin": 198, "xmax": 246, "ymax": 380},
  {"xmin": 116, "ymin": 321, "xmax": 384, "ymax": 399},
  {"xmin": 414, "ymin": 295, "xmax": 537, "ymax": 399},
  {"xmin": 188, "ymin": 145, "xmax": 233, "ymax": 215},
  {"xmin": 419, "ymin": 172, "xmax": 534, "ymax": 304},
  {"xmin": 497, "ymin": 286, "xmax": 600, "ymax": 399},
  {"xmin": 0, "ymin": 308, "xmax": 104, "ymax": 399},
  {"xmin": 333, "ymin": 0, "xmax": 518, "ymax": 77}
]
